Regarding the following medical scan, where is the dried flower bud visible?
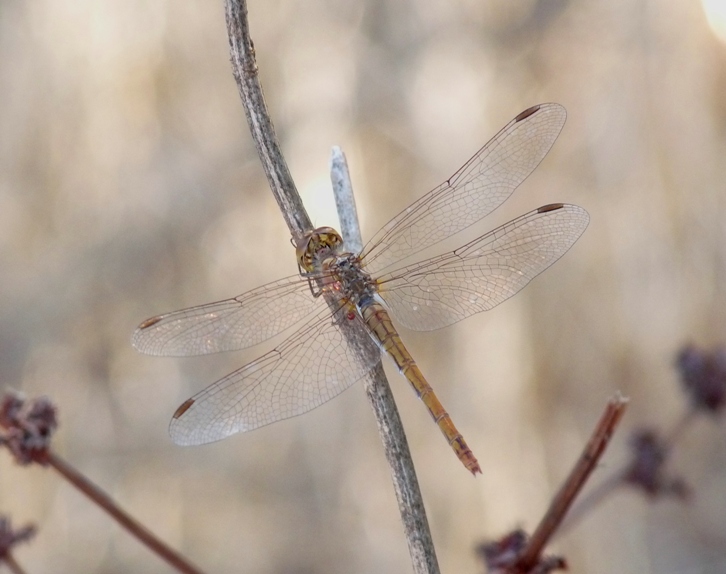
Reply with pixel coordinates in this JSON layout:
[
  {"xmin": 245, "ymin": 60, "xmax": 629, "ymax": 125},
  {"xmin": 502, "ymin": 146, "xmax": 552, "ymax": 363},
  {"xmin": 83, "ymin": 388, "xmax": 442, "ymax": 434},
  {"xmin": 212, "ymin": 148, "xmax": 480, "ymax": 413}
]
[
  {"xmin": 676, "ymin": 345, "xmax": 726, "ymax": 414},
  {"xmin": 0, "ymin": 392, "xmax": 57, "ymax": 466},
  {"xmin": 477, "ymin": 529, "xmax": 529, "ymax": 569},
  {"xmin": 476, "ymin": 529, "xmax": 567, "ymax": 574},
  {"xmin": 0, "ymin": 516, "xmax": 36, "ymax": 560},
  {"xmin": 624, "ymin": 429, "xmax": 690, "ymax": 500}
]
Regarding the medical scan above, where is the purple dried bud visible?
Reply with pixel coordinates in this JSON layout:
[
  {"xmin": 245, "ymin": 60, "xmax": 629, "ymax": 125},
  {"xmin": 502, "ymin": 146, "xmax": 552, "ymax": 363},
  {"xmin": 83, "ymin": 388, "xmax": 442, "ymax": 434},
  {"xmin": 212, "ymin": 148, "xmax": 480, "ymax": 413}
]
[
  {"xmin": 676, "ymin": 345, "xmax": 726, "ymax": 414},
  {"xmin": 0, "ymin": 392, "xmax": 57, "ymax": 466},
  {"xmin": 477, "ymin": 529, "xmax": 528, "ymax": 569},
  {"xmin": 0, "ymin": 394, "xmax": 24, "ymax": 428},
  {"xmin": 476, "ymin": 529, "xmax": 566, "ymax": 573},
  {"xmin": 531, "ymin": 556, "xmax": 568, "ymax": 574},
  {"xmin": 624, "ymin": 428, "xmax": 690, "ymax": 500},
  {"xmin": 0, "ymin": 516, "xmax": 36, "ymax": 559}
]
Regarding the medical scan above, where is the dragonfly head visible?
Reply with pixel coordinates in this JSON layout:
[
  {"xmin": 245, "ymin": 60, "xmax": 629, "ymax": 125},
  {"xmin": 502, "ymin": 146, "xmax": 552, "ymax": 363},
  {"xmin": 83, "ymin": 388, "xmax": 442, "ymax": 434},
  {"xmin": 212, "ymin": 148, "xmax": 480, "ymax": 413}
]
[{"xmin": 297, "ymin": 227, "xmax": 344, "ymax": 272}]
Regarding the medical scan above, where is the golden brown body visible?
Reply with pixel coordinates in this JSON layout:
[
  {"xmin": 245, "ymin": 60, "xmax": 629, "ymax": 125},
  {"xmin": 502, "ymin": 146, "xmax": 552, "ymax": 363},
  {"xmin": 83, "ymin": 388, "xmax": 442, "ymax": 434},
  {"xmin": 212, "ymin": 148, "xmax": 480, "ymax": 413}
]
[{"xmin": 359, "ymin": 299, "xmax": 481, "ymax": 474}]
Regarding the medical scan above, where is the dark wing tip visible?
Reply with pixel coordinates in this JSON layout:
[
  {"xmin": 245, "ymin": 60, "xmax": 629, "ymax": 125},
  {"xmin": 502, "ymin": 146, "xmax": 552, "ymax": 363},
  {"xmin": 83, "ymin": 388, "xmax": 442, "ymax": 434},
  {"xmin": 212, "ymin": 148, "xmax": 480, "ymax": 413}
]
[
  {"xmin": 514, "ymin": 104, "xmax": 541, "ymax": 123},
  {"xmin": 138, "ymin": 316, "xmax": 163, "ymax": 330},
  {"xmin": 537, "ymin": 203, "xmax": 565, "ymax": 213},
  {"xmin": 173, "ymin": 398, "xmax": 195, "ymax": 419}
]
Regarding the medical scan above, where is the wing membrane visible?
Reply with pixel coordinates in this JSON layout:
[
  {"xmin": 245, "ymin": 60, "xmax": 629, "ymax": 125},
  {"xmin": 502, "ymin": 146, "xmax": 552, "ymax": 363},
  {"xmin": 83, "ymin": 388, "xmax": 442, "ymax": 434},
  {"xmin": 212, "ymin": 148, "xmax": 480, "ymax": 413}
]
[
  {"xmin": 169, "ymin": 301, "xmax": 381, "ymax": 445},
  {"xmin": 377, "ymin": 204, "xmax": 589, "ymax": 331},
  {"xmin": 361, "ymin": 103, "xmax": 567, "ymax": 275},
  {"xmin": 132, "ymin": 274, "xmax": 320, "ymax": 357}
]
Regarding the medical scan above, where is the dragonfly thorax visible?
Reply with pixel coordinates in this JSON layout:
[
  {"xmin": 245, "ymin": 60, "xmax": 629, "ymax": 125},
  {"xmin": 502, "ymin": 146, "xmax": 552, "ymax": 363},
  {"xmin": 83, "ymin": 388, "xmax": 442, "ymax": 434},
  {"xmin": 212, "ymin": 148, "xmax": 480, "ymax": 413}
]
[
  {"xmin": 327, "ymin": 253, "xmax": 377, "ymax": 305},
  {"xmin": 296, "ymin": 226, "xmax": 344, "ymax": 272}
]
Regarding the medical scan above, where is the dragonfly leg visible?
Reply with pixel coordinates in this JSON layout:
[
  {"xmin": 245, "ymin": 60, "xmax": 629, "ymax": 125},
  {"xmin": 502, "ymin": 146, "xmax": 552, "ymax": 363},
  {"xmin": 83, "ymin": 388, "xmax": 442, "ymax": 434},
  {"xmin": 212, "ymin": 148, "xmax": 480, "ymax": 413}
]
[{"xmin": 299, "ymin": 271, "xmax": 325, "ymax": 298}]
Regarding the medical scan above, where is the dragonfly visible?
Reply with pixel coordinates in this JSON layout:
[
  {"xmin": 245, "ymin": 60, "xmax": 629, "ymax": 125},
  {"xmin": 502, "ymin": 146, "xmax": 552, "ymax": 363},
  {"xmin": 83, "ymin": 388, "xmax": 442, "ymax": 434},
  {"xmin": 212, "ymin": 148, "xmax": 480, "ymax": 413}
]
[{"xmin": 132, "ymin": 103, "xmax": 589, "ymax": 475}]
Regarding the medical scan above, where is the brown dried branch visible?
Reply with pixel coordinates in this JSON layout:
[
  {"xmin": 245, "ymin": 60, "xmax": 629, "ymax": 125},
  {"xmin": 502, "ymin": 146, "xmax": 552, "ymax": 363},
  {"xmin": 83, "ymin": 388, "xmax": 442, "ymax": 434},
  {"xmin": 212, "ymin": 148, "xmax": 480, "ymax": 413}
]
[
  {"xmin": 4, "ymin": 553, "xmax": 28, "ymax": 574},
  {"xmin": 0, "ymin": 517, "xmax": 35, "ymax": 574},
  {"xmin": 224, "ymin": 3, "xmax": 439, "ymax": 573},
  {"xmin": 559, "ymin": 343, "xmax": 721, "ymax": 531},
  {"xmin": 514, "ymin": 392, "xmax": 629, "ymax": 571},
  {"xmin": 479, "ymin": 393, "xmax": 629, "ymax": 573},
  {"xmin": 224, "ymin": 0, "xmax": 311, "ymax": 241},
  {"xmin": 558, "ymin": 414, "xmax": 692, "ymax": 535},
  {"xmin": 0, "ymin": 392, "xmax": 205, "ymax": 574}
]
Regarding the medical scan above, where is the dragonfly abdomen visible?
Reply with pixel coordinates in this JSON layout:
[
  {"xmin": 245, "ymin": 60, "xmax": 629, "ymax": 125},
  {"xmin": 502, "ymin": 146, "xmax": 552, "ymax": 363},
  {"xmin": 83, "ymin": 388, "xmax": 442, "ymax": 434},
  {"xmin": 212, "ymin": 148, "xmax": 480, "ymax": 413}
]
[{"xmin": 358, "ymin": 300, "xmax": 482, "ymax": 475}]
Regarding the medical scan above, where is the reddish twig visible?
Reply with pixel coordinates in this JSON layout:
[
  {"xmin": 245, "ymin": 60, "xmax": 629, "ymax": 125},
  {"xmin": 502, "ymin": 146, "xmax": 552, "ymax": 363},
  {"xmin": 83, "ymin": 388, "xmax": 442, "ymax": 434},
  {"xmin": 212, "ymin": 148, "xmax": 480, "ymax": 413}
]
[
  {"xmin": 558, "ymin": 408, "xmax": 693, "ymax": 536},
  {"xmin": 557, "ymin": 343, "xmax": 726, "ymax": 533},
  {"xmin": 482, "ymin": 344, "xmax": 726, "ymax": 571},
  {"xmin": 0, "ymin": 517, "xmax": 35, "ymax": 574},
  {"xmin": 478, "ymin": 393, "xmax": 628, "ymax": 573},
  {"xmin": 0, "ymin": 392, "xmax": 205, "ymax": 574},
  {"xmin": 45, "ymin": 451, "xmax": 204, "ymax": 574},
  {"xmin": 554, "ymin": 467, "xmax": 625, "ymax": 536},
  {"xmin": 514, "ymin": 392, "xmax": 628, "ymax": 571},
  {"xmin": 3, "ymin": 553, "xmax": 27, "ymax": 574}
]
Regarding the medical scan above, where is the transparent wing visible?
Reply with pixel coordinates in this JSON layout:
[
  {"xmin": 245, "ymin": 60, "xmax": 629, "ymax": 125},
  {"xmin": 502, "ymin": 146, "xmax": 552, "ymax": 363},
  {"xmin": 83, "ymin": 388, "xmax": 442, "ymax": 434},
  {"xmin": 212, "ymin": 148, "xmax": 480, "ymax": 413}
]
[
  {"xmin": 169, "ymin": 299, "xmax": 382, "ymax": 445},
  {"xmin": 377, "ymin": 204, "xmax": 589, "ymax": 331},
  {"xmin": 360, "ymin": 103, "xmax": 567, "ymax": 276},
  {"xmin": 132, "ymin": 274, "xmax": 322, "ymax": 357}
]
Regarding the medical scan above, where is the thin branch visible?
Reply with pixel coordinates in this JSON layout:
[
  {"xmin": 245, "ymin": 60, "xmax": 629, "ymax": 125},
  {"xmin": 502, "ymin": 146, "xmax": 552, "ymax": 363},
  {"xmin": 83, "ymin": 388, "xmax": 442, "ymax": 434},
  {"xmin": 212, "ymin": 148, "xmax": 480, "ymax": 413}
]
[
  {"xmin": 330, "ymin": 146, "xmax": 363, "ymax": 254},
  {"xmin": 3, "ymin": 554, "xmax": 27, "ymax": 574},
  {"xmin": 226, "ymin": 3, "xmax": 440, "ymax": 572},
  {"xmin": 554, "ymin": 467, "xmax": 626, "ymax": 537},
  {"xmin": 330, "ymin": 147, "xmax": 440, "ymax": 574},
  {"xmin": 560, "ymin": 400, "xmax": 696, "ymax": 535},
  {"xmin": 663, "ymin": 405, "xmax": 698, "ymax": 449},
  {"xmin": 514, "ymin": 392, "xmax": 629, "ymax": 571},
  {"xmin": 46, "ymin": 452, "xmax": 204, "ymax": 574},
  {"xmin": 0, "ymin": 515, "xmax": 35, "ymax": 574},
  {"xmin": 0, "ymin": 392, "xmax": 204, "ymax": 574},
  {"xmin": 225, "ymin": 0, "xmax": 312, "ymax": 241}
]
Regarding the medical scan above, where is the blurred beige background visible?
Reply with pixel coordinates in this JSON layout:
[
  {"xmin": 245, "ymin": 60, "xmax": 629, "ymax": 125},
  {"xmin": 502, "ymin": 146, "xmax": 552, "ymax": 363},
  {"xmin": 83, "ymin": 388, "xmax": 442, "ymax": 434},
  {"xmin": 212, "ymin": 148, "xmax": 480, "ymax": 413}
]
[{"xmin": 2, "ymin": 0, "xmax": 726, "ymax": 572}]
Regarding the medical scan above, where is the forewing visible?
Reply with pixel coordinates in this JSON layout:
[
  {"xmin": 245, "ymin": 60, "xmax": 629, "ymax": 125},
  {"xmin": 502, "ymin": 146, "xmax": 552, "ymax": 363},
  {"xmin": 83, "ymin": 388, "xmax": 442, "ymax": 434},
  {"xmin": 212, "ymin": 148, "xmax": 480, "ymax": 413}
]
[
  {"xmin": 361, "ymin": 104, "xmax": 567, "ymax": 275},
  {"xmin": 169, "ymin": 300, "xmax": 382, "ymax": 445},
  {"xmin": 377, "ymin": 204, "xmax": 589, "ymax": 331},
  {"xmin": 132, "ymin": 274, "xmax": 319, "ymax": 357}
]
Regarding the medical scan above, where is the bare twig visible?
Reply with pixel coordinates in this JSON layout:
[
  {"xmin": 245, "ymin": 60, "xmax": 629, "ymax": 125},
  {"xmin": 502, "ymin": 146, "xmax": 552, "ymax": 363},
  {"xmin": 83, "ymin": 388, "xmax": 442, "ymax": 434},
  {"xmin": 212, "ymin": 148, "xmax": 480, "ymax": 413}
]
[
  {"xmin": 224, "ymin": 0, "xmax": 312, "ymax": 241},
  {"xmin": 554, "ymin": 467, "xmax": 625, "ymax": 537},
  {"xmin": 330, "ymin": 147, "xmax": 440, "ymax": 574},
  {"xmin": 0, "ymin": 516, "xmax": 35, "ymax": 574},
  {"xmin": 223, "ymin": 2, "xmax": 439, "ymax": 572},
  {"xmin": 514, "ymin": 392, "xmax": 629, "ymax": 571},
  {"xmin": 4, "ymin": 553, "xmax": 27, "ymax": 574},
  {"xmin": 663, "ymin": 406, "xmax": 698, "ymax": 449},
  {"xmin": 46, "ymin": 452, "xmax": 204, "ymax": 574},
  {"xmin": 0, "ymin": 393, "xmax": 204, "ymax": 574},
  {"xmin": 561, "ymin": 400, "xmax": 695, "ymax": 534},
  {"xmin": 330, "ymin": 146, "xmax": 363, "ymax": 253}
]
